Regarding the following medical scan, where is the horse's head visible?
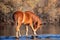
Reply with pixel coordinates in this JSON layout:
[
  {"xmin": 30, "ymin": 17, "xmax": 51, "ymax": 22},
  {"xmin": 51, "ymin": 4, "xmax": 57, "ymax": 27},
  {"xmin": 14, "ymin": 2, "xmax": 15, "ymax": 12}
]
[{"xmin": 33, "ymin": 19, "xmax": 42, "ymax": 31}]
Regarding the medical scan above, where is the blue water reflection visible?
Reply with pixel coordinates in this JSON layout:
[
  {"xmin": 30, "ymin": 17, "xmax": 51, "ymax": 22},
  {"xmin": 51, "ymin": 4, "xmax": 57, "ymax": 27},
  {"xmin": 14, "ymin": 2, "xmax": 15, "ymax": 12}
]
[{"xmin": 0, "ymin": 34, "xmax": 60, "ymax": 40}]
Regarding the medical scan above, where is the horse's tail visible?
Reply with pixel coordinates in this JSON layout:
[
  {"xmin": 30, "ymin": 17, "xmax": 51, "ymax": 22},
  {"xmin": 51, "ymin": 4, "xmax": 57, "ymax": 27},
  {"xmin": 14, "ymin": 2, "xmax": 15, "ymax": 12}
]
[{"xmin": 12, "ymin": 13, "xmax": 15, "ymax": 21}]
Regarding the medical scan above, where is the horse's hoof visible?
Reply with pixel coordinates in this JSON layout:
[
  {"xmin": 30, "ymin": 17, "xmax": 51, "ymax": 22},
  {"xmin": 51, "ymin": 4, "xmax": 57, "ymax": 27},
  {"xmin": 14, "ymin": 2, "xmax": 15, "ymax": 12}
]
[{"xmin": 29, "ymin": 36, "xmax": 34, "ymax": 39}]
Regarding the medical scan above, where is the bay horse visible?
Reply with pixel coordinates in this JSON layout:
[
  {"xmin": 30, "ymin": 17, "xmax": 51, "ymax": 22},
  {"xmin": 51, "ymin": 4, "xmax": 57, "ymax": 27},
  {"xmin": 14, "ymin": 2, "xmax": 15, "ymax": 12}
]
[{"xmin": 13, "ymin": 11, "xmax": 42, "ymax": 38}]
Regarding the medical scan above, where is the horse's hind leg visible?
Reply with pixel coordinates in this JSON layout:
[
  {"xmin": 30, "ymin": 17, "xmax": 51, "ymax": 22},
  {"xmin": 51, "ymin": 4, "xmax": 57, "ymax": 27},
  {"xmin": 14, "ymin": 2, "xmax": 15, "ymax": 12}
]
[
  {"xmin": 26, "ymin": 26, "xmax": 28, "ymax": 36},
  {"xmin": 15, "ymin": 21, "xmax": 19, "ymax": 38},
  {"xmin": 16, "ymin": 19, "xmax": 22, "ymax": 38},
  {"xmin": 16, "ymin": 25, "xmax": 21, "ymax": 38}
]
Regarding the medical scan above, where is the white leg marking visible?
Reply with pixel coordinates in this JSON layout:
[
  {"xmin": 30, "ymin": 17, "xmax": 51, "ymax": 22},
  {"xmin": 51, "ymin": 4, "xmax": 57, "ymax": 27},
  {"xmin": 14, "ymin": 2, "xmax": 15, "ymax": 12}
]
[
  {"xmin": 26, "ymin": 26, "xmax": 28, "ymax": 36},
  {"xmin": 34, "ymin": 30, "xmax": 37, "ymax": 36},
  {"xmin": 19, "ymin": 30, "xmax": 21, "ymax": 37},
  {"xmin": 16, "ymin": 31, "xmax": 18, "ymax": 38}
]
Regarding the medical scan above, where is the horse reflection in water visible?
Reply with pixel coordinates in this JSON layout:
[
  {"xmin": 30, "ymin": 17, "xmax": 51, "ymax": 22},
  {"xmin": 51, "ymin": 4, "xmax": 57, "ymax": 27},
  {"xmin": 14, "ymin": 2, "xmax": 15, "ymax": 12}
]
[{"xmin": 13, "ymin": 11, "xmax": 42, "ymax": 38}]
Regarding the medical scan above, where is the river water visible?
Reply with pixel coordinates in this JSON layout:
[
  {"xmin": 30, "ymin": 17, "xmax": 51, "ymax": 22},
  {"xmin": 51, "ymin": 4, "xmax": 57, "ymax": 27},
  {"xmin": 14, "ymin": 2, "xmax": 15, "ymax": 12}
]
[{"xmin": 0, "ymin": 34, "xmax": 60, "ymax": 40}]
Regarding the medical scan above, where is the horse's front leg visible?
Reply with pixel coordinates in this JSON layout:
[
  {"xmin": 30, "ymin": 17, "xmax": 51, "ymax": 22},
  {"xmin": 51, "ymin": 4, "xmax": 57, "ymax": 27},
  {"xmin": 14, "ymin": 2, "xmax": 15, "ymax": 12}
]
[
  {"xmin": 34, "ymin": 30, "xmax": 37, "ymax": 36},
  {"xmin": 30, "ymin": 24, "xmax": 37, "ymax": 36},
  {"xmin": 30, "ymin": 21, "xmax": 37, "ymax": 36}
]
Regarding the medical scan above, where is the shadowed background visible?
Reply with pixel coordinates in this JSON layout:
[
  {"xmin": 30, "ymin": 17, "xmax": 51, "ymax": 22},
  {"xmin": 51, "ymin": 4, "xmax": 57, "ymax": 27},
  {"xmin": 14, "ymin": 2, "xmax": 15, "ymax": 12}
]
[{"xmin": 0, "ymin": 0, "xmax": 60, "ymax": 36}]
